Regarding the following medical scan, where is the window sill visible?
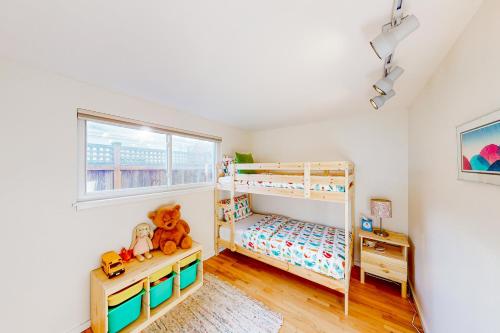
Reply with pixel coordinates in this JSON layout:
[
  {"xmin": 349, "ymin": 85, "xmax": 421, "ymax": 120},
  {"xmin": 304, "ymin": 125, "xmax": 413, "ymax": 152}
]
[{"xmin": 73, "ymin": 185, "xmax": 215, "ymax": 211}]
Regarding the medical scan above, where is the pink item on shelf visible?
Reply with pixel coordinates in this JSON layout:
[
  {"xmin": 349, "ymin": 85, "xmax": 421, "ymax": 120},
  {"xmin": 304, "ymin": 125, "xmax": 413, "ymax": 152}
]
[{"xmin": 133, "ymin": 237, "xmax": 150, "ymax": 256}]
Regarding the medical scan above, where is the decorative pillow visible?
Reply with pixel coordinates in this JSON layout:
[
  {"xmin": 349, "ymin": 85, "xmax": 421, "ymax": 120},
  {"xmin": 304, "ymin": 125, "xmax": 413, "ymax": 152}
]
[
  {"xmin": 234, "ymin": 152, "xmax": 256, "ymax": 174},
  {"xmin": 219, "ymin": 194, "xmax": 253, "ymax": 222}
]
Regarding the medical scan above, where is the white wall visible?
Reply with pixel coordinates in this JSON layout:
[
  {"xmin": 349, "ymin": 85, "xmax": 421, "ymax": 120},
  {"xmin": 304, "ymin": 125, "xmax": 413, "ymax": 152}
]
[
  {"xmin": 408, "ymin": 0, "xmax": 500, "ymax": 331},
  {"xmin": 249, "ymin": 108, "xmax": 409, "ymax": 262},
  {"xmin": 0, "ymin": 58, "xmax": 250, "ymax": 333}
]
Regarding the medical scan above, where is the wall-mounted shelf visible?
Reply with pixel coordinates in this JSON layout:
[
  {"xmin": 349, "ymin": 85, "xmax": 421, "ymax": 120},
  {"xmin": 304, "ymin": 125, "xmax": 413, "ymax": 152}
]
[{"xmin": 90, "ymin": 242, "xmax": 203, "ymax": 333}]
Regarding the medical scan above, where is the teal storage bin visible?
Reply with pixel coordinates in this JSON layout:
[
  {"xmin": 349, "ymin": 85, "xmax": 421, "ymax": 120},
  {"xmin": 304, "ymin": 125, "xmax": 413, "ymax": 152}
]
[
  {"xmin": 150, "ymin": 272, "xmax": 176, "ymax": 309},
  {"xmin": 108, "ymin": 290, "xmax": 144, "ymax": 333},
  {"xmin": 180, "ymin": 259, "xmax": 200, "ymax": 290}
]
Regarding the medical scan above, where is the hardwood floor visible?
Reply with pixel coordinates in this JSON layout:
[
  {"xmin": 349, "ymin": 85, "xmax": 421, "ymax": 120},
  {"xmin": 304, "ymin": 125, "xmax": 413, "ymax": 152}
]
[{"xmin": 204, "ymin": 250, "xmax": 423, "ymax": 333}]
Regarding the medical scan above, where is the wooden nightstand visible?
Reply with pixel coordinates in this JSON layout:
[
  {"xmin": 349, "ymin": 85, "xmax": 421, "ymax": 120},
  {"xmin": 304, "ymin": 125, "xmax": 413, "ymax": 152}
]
[{"xmin": 359, "ymin": 228, "xmax": 409, "ymax": 298}]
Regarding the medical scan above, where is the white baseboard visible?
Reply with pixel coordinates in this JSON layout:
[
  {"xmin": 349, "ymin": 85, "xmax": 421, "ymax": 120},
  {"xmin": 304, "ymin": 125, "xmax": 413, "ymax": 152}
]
[
  {"xmin": 409, "ymin": 281, "xmax": 429, "ymax": 333},
  {"xmin": 66, "ymin": 320, "xmax": 90, "ymax": 333}
]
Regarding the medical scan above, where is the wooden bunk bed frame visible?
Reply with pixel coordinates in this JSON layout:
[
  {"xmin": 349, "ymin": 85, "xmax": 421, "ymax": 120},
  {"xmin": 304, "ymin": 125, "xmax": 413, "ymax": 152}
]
[{"xmin": 214, "ymin": 161, "xmax": 355, "ymax": 315}]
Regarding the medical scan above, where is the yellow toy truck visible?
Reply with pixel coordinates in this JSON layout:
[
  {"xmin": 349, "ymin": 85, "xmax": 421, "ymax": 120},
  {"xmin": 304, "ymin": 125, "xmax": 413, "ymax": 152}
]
[{"xmin": 101, "ymin": 251, "xmax": 125, "ymax": 278}]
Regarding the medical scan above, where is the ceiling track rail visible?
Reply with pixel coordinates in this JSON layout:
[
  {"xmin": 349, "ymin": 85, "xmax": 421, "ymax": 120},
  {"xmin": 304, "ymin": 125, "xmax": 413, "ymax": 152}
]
[
  {"xmin": 384, "ymin": 0, "xmax": 404, "ymax": 75},
  {"xmin": 369, "ymin": 0, "xmax": 419, "ymax": 110}
]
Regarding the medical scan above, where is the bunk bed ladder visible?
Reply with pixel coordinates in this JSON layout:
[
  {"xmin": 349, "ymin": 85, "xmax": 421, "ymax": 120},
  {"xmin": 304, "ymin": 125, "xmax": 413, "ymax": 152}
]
[{"xmin": 214, "ymin": 162, "xmax": 237, "ymax": 254}]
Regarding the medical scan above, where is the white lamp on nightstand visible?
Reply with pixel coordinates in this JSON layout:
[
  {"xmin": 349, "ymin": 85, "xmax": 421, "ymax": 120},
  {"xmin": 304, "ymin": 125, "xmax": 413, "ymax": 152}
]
[{"xmin": 370, "ymin": 198, "xmax": 392, "ymax": 237}]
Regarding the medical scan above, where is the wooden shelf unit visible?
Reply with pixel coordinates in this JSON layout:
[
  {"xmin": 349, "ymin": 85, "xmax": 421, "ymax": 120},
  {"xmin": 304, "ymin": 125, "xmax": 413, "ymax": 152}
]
[
  {"xmin": 359, "ymin": 229, "xmax": 409, "ymax": 298},
  {"xmin": 90, "ymin": 242, "xmax": 203, "ymax": 333}
]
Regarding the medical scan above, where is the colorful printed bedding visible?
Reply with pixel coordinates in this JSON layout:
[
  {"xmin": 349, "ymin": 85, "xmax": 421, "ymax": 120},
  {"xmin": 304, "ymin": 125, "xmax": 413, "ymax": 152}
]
[
  {"xmin": 241, "ymin": 215, "xmax": 289, "ymax": 254},
  {"xmin": 236, "ymin": 180, "xmax": 345, "ymax": 193},
  {"xmin": 218, "ymin": 176, "xmax": 345, "ymax": 193},
  {"xmin": 241, "ymin": 215, "xmax": 349, "ymax": 280}
]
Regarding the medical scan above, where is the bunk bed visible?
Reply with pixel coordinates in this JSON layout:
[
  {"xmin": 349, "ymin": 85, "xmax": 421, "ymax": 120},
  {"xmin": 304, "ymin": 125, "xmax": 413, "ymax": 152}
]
[{"xmin": 214, "ymin": 161, "xmax": 355, "ymax": 315}]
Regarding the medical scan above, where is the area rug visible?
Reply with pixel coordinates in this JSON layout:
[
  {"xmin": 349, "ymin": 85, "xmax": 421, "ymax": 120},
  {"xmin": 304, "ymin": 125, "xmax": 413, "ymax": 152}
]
[{"xmin": 143, "ymin": 273, "xmax": 283, "ymax": 333}]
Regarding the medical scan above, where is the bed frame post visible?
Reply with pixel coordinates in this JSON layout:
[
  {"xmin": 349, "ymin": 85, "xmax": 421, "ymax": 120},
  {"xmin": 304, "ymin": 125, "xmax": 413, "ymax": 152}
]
[
  {"xmin": 344, "ymin": 165, "xmax": 350, "ymax": 316},
  {"xmin": 214, "ymin": 187, "xmax": 219, "ymax": 256},
  {"xmin": 229, "ymin": 161, "xmax": 236, "ymax": 251},
  {"xmin": 351, "ymin": 167, "xmax": 355, "ymax": 260}
]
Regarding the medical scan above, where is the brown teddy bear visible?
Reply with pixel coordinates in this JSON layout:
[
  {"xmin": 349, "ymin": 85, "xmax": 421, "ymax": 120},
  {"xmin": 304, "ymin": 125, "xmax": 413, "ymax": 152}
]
[{"xmin": 148, "ymin": 204, "xmax": 193, "ymax": 255}]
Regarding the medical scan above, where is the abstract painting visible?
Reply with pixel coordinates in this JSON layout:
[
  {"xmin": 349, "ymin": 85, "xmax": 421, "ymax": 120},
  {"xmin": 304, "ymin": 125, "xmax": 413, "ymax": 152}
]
[{"xmin": 457, "ymin": 109, "xmax": 500, "ymax": 185}]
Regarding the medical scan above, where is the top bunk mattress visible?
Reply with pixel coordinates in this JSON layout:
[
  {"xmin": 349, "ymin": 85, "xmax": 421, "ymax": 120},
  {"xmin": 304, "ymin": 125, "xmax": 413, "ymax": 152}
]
[{"xmin": 218, "ymin": 176, "xmax": 345, "ymax": 193}]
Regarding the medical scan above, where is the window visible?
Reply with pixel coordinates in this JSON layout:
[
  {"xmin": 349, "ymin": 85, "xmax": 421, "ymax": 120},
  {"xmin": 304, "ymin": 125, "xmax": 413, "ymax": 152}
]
[
  {"xmin": 172, "ymin": 135, "xmax": 215, "ymax": 185},
  {"xmin": 86, "ymin": 121, "xmax": 168, "ymax": 193},
  {"xmin": 78, "ymin": 110, "xmax": 219, "ymax": 201}
]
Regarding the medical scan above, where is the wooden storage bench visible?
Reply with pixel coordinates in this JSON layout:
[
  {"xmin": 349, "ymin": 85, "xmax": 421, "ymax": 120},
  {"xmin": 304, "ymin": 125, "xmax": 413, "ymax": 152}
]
[{"xmin": 91, "ymin": 242, "xmax": 203, "ymax": 333}]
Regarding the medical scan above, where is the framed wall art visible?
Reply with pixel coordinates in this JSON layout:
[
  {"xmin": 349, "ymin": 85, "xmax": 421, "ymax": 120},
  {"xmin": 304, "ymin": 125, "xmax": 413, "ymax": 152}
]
[{"xmin": 457, "ymin": 109, "xmax": 500, "ymax": 185}]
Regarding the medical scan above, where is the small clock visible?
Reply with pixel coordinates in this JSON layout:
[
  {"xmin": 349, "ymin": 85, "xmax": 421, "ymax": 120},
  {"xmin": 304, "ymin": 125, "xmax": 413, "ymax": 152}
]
[{"xmin": 361, "ymin": 216, "xmax": 373, "ymax": 232}]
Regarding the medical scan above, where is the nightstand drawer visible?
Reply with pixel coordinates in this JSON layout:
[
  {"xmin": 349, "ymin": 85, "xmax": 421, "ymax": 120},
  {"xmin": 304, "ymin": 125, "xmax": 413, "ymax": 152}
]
[
  {"xmin": 362, "ymin": 262, "xmax": 407, "ymax": 282},
  {"xmin": 362, "ymin": 251, "xmax": 406, "ymax": 273}
]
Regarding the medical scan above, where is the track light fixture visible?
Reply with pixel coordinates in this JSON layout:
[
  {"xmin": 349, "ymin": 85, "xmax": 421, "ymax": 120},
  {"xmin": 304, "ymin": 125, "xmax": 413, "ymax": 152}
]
[
  {"xmin": 369, "ymin": 0, "xmax": 418, "ymax": 110},
  {"xmin": 370, "ymin": 15, "xmax": 420, "ymax": 60},
  {"xmin": 373, "ymin": 66, "xmax": 404, "ymax": 95},
  {"xmin": 370, "ymin": 90, "xmax": 395, "ymax": 110}
]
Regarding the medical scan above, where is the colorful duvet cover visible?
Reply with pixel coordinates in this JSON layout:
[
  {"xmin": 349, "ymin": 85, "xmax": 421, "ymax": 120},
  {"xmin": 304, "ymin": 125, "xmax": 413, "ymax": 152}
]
[
  {"xmin": 242, "ymin": 215, "xmax": 349, "ymax": 280},
  {"xmin": 235, "ymin": 180, "xmax": 345, "ymax": 193}
]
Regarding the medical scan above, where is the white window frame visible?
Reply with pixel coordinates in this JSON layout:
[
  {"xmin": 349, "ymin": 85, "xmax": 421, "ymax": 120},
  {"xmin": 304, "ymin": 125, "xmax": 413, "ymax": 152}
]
[{"xmin": 75, "ymin": 109, "xmax": 221, "ymax": 207}]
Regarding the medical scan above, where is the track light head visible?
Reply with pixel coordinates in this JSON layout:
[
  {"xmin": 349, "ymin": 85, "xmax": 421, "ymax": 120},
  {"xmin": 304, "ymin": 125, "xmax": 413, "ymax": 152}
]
[
  {"xmin": 373, "ymin": 66, "xmax": 404, "ymax": 95},
  {"xmin": 370, "ymin": 90, "xmax": 396, "ymax": 110},
  {"xmin": 370, "ymin": 15, "xmax": 420, "ymax": 59}
]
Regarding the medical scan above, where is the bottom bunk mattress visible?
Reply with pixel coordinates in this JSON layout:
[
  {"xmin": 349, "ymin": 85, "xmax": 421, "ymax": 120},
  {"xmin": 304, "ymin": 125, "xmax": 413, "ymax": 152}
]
[
  {"xmin": 219, "ymin": 213, "xmax": 268, "ymax": 245},
  {"xmin": 223, "ymin": 214, "xmax": 350, "ymax": 280}
]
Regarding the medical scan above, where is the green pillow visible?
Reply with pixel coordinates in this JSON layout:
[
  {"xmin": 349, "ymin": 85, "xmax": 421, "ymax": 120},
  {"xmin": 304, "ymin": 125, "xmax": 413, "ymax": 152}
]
[{"xmin": 235, "ymin": 152, "xmax": 256, "ymax": 174}]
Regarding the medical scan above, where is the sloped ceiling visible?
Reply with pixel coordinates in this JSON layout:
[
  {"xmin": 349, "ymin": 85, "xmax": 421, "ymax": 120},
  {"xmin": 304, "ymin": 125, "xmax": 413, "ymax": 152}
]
[{"xmin": 0, "ymin": 0, "xmax": 482, "ymax": 129}]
